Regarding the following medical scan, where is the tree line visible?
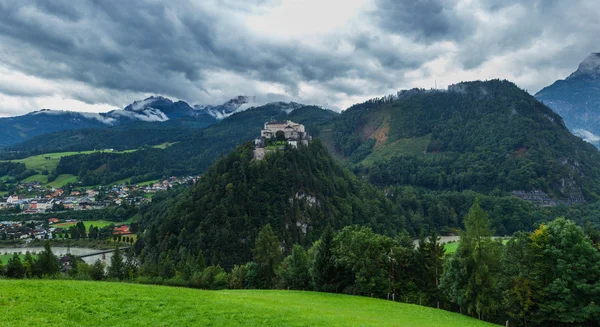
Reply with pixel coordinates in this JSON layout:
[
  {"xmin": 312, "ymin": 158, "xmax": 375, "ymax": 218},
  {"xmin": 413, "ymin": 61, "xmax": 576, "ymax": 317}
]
[{"xmin": 3, "ymin": 202, "xmax": 599, "ymax": 326}]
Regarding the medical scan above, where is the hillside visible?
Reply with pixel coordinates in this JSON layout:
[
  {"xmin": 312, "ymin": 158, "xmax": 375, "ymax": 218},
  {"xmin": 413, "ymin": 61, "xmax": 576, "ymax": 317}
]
[
  {"xmin": 535, "ymin": 53, "xmax": 600, "ymax": 146},
  {"xmin": 0, "ymin": 280, "xmax": 497, "ymax": 327},
  {"xmin": 137, "ymin": 140, "xmax": 405, "ymax": 269},
  {"xmin": 326, "ymin": 80, "xmax": 600, "ymax": 202},
  {"xmin": 2, "ymin": 117, "xmax": 212, "ymax": 157},
  {"xmin": 49, "ymin": 104, "xmax": 338, "ymax": 185},
  {"xmin": 0, "ymin": 95, "xmax": 262, "ymax": 149}
]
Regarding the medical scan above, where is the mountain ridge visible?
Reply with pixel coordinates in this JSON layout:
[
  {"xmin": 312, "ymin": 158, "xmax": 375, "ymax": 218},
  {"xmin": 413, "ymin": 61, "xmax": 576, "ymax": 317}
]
[
  {"xmin": 535, "ymin": 52, "xmax": 600, "ymax": 146},
  {"xmin": 0, "ymin": 95, "xmax": 311, "ymax": 148}
]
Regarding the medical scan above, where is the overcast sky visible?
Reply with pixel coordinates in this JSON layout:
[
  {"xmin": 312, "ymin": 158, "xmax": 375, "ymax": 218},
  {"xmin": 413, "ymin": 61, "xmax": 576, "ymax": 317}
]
[{"xmin": 0, "ymin": 0, "xmax": 598, "ymax": 116}]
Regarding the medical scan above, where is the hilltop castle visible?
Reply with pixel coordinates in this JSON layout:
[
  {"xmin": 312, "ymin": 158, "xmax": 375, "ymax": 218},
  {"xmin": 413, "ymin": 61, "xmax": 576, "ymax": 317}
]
[{"xmin": 254, "ymin": 120, "xmax": 311, "ymax": 159}]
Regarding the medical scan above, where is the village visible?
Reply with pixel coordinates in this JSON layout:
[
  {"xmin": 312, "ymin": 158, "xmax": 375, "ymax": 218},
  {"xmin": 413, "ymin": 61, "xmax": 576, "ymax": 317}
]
[
  {"xmin": 0, "ymin": 175, "xmax": 200, "ymax": 243},
  {"xmin": 0, "ymin": 175, "xmax": 200, "ymax": 214}
]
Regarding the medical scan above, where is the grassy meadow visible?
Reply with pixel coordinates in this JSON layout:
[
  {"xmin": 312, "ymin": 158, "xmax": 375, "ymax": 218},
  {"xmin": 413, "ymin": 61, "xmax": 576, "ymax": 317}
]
[
  {"xmin": 0, "ymin": 280, "xmax": 498, "ymax": 327},
  {"xmin": 444, "ymin": 239, "xmax": 509, "ymax": 254},
  {"xmin": 53, "ymin": 220, "xmax": 114, "ymax": 229}
]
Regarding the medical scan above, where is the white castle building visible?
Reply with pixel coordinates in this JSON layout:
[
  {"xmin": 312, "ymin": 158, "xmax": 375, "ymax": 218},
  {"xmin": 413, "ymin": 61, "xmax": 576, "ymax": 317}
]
[
  {"xmin": 254, "ymin": 120, "xmax": 312, "ymax": 159},
  {"xmin": 260, "ymin": 120, "xmax": 306, "ymax": 140}
]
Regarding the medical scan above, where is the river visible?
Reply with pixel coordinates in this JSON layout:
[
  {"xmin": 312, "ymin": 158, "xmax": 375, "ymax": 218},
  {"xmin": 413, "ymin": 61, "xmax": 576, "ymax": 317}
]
[{"xmin": 0, "ymin": 247, "xmax": 113, "ymax": 265}]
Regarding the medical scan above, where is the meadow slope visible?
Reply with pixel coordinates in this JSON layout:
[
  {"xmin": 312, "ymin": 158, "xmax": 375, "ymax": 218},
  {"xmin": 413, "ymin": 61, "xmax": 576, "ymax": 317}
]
[{"xmin": 0, "ymin": 280, "xmax": 498, "ymax": 327}]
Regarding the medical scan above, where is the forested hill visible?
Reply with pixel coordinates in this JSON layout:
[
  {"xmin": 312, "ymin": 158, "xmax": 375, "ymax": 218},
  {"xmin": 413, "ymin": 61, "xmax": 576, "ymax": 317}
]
[
  {"xmin": 2, "ymin": 115, "xmax": 216, "ymax": 157},
  {"xmin": 136, "ymin": 141, "xmax": 406, "ymax": 270},
  {"xmin": 327, "ymin": 79, "xmax": 600, "ymax": 202},
  {"xmin": 53, "ymin": 104, "xmax": 338, "ymax": 185}
]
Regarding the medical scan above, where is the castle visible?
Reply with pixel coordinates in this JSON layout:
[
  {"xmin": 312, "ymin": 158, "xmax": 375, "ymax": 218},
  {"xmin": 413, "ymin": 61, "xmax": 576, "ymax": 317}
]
[{"xmin": 254, "ymin": 120, "xmax": 311, "ymax": 160}]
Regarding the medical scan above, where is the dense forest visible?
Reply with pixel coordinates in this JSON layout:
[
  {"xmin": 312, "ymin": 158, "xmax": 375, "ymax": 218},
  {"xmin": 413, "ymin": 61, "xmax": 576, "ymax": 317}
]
[
  {"xmin": 136, "ymin": 141, "xmax": 406, "ymax": 269},
  {"xmin": 330, "ymin": 80, "xmax": 600, "ymax": 201},
  {"xmin": 0, "ymin": 116, "xmax": 216, "ymax": 159}
]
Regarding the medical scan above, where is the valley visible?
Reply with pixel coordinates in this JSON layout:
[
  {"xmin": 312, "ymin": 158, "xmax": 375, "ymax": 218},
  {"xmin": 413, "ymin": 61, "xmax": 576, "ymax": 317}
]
[{"xmin": 3, "ymin": 79, "xmax": 600, "ymax": 327}]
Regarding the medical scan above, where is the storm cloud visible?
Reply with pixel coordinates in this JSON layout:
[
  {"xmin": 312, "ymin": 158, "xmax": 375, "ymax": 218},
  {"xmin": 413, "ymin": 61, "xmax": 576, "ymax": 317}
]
[{"xmin": 0, "ymin": 0, "xmax": 598, "ymax": 115}]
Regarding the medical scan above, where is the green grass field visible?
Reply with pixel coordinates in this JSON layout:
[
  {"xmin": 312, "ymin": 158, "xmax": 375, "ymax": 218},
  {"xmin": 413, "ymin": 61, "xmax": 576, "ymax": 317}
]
[
  {"xmin": 152, "ymin": 142, "xmax": 178, "ymax": 149},
  {"xmin": 2, "ymin": 149, "xmax": 137, "ymax": 187},
  {"xmin": 53, "ymin": 220, "xmax": 114, "ymax": 229},
  {"xmin": 137, "ymin": 179, "xmax": 159, "ymax": 186},
  {"xmin": 47, "ymin": 174, "xmax": 78, "ymax": 188},
  {"xmin": 444, "ymin": 242, "xmax": 460, "ymax": 253},
  {"xmin": 21, "ymin": 174, "xmax": 48, "ymax": 184},
  {"xmin": 0, "ymin": 280, "xmax": 497, "ymax": 327},
  {"xmin": 361, "ymin": 134, "xmax": 432, "ymax": 166},
  {"xmin": 0, "ymin": 253, "xmax": 30, "ymax": 264},
  {"xmin": 444, "ymin": 240, "xmax": 509, "ymax": 253}
]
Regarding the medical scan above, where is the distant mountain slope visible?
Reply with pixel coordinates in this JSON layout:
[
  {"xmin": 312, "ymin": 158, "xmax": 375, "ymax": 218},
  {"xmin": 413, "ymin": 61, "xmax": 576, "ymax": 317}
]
[
  {"xmin": 0, "ymin": 95, "xmax": 264, "ymax": 149},
  {"xmin": 325, "ymin": 80, "xmax": 600, "ymax": 202},
  {"xmin": 52, "ymin": 104, "xmax": 338, "ymax": 185},
  {"xmin": 3, "ymin": 116, "xmax": 215, "ymax": 156},
  {"xmin": 535, "ymin": 53, "xmax": 600, "ymax": 146}
]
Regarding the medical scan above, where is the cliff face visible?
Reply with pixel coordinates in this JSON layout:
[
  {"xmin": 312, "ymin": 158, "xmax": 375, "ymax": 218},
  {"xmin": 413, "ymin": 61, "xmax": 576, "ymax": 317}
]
[{"xmin": 535, "ymin": 53, "xmax": 600, "ymax": 146}]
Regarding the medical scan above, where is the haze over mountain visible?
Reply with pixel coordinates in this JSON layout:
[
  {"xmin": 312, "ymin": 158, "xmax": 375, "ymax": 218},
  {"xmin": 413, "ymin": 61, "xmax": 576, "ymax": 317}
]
[{"xmin": 536, "ymin": 53, "xmax": 600, "ymax": 146}]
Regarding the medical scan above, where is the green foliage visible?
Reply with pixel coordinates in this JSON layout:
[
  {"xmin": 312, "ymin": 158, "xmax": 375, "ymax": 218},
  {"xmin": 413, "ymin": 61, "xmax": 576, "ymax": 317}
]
[
  {"xmin": 41, "ymin": 105, "xmax": 337, "ymax": 185},
  {"xmin": 90, "ymin": 259, "xmax": 106, "ymax": 281},
  {"xmin": 108, "ymin": 244, "xmax": 125, "ymax": 280},
  {"xmin": 332, "ymin": 80, "xmax": 600, "ymax": 201},
  {"xmin": 252, "ymin": 224, "xmax": 282, "ymax": 289},
  {"xmin": 333, "ymin": 226, "xmax": 394, "ymax": 297},
  {"xmin": 37, "ymin": 241, "xmax": 60, "ymax": 276},
  {"xmin": 528, "ymin": 218, "xmax": 600, "ymax": 326},
  {"xmin": 6, "ymin": 253, "xmax": 25, "ymax": 278},
  {"xmin": 309, "ymin": 225, "xmax": 337, "ymax": 292},
  {"xmin": 441, "ymin": 200, "xmax": 503, "ymax": 320},
  {"xmin": 279, "ymin": 244, "xmax": 310, "ymax": 290},
  {"xmin": 137, "ymin": 141, "xmax": 405, "ymax": 272}
]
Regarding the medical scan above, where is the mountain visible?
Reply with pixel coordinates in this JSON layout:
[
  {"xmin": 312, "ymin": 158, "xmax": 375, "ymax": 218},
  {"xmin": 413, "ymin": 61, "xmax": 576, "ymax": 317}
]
[
  {"xmin": 535, "ymin": 53, "xmax": 600, "ymax": 145},
  {"xmin": 195, "ymin": 95, "xmax": 255, "ymax": 119},
  {"xmin": 136, "ymin": 140, "xmax": 405, "ymax": 269},
  {"xmin": 51, "ymin": 103, "xmax": 339, "ymax": 185},
  {"xmin": 323, "ymin": 79, "xmax": 600, "ymax": 202},
  {"xmin": 0, "ymin": 95, "xmax": 265, "ymax": 149}
]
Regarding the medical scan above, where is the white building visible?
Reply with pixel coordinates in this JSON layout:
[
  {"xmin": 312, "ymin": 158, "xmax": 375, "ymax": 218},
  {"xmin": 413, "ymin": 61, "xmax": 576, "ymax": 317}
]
[{"xmin": 261, "ymin": 120, "xmax": 306, "ymax": 139}]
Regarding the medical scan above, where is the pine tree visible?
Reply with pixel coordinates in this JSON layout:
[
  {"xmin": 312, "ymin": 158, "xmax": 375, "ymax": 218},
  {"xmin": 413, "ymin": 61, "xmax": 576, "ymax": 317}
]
[
  {"xmin": 37, "ymin": 241, "xmax": 60, "ymax": 276},
  {"xmin": 423, "ymin": 229, "xmax": 446, "ymax": 308},
  {"xmin": 441, "ymin": 199, "xmax": 502, "ymax": 320},
  {"xmin": 108, "ymin": 243, "xmax": 125, "ymax": 280},
  {"xmin": 6, "ymin": 253, "xmax": 25, "ymax": 278},
  {"xmin": 252, "ymin": 224, "xmax": 282, "ymax": 289},
  {"xmin": 310, "ymin": 225, "xmax": 337, "ymax": 292}
]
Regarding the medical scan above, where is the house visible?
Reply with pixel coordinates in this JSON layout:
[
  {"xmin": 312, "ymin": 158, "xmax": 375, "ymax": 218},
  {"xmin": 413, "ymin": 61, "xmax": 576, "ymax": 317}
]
[
  {"xmin": 113, "ymin": 225, "xmax": 131, "ymax": 235},
  {"xmin": 48, "ymin": 218, "xmax": 59, "ymax": 224}
]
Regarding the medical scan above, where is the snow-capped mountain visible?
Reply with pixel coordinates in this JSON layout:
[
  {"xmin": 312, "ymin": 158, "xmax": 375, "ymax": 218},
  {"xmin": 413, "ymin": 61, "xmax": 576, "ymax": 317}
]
[
  {"xmin": 535, "ymin": 53, "xmax": 600, "ymax": 146},
  {"xmin": 194, "ymin": 96, "xmax": 256, "ymax": 119}
]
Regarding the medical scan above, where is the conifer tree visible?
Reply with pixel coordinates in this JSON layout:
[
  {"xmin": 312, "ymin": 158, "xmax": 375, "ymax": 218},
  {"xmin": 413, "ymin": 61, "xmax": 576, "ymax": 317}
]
[
  {"xmin": 108, "ymin": 243, "xmax": 125, "ymax": 280},
  {"xmin": 37, "ymin": 241, "xmax": 60, "ymax": 276},
  {"xmin": 252, "ymin": 224, "xmax": 282, "ymax": 289},
  {"xmin": 310, "ymin": 225, "xmax": 337, "ymax": 292}
]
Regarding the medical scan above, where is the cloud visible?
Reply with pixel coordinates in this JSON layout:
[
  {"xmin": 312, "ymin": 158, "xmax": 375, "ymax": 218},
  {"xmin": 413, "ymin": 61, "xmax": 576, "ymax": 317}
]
[
  {"xmin": 0, "ymin": 0, "xmax": 598, "ymax": 116},
  {"xmin": 574, "ymin": 129, "xmax": 600, "ymax": 144}
]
